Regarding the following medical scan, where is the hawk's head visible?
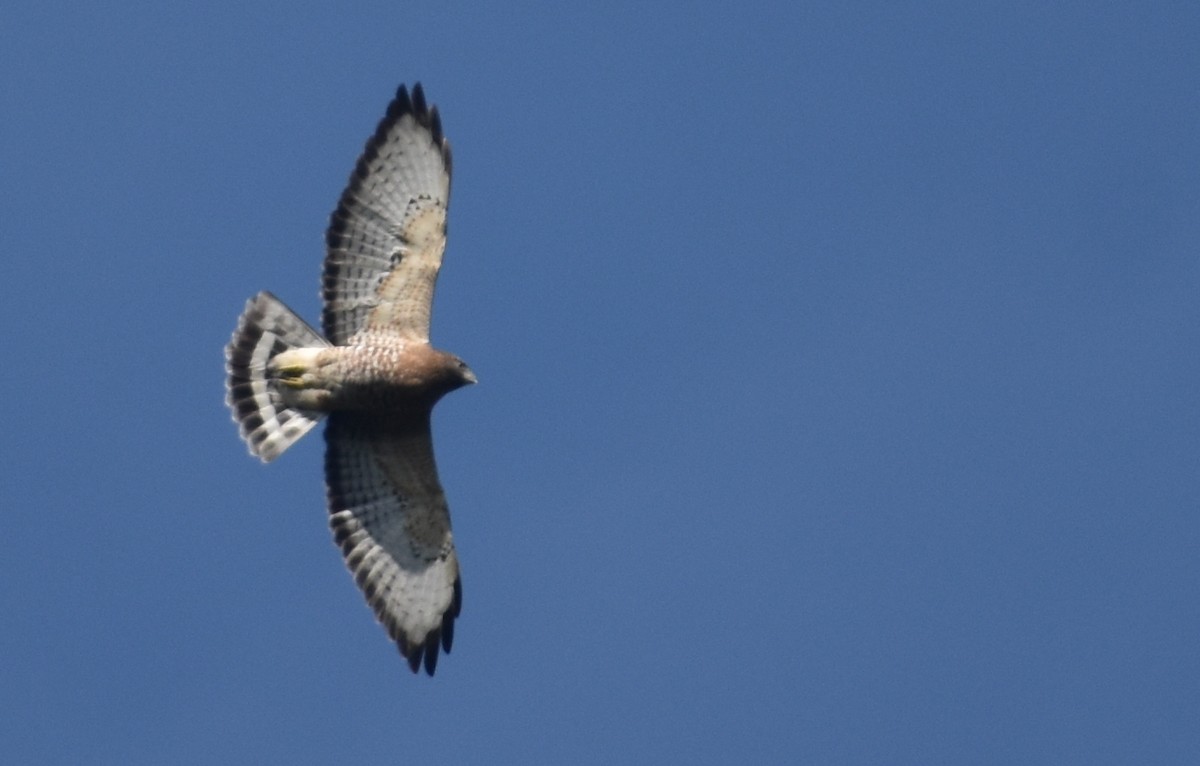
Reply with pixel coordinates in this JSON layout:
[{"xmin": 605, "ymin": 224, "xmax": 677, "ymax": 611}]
[{"xmin": 433, "ymin": 352, "xmax": 477, "ymax": 396}]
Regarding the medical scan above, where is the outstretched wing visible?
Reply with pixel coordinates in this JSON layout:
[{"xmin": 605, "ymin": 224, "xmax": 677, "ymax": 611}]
[
  {"xmin": 324, "ymin": 411, "xmax": 462, "ymax": 675},
  {"xmin": 322, "ymin": 83, "xmax": 453, "ymax": 345}
]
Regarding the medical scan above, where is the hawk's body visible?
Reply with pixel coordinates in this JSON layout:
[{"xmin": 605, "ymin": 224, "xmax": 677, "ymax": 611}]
[{"xmin": 225, "ymin": 84, "xmax": 474, "ymax": 675}]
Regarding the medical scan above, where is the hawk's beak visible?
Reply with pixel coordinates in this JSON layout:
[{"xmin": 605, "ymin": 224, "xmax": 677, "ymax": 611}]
[{"xmin": 463, "ymin": 368, "xmax": 478, "ymax": 385}]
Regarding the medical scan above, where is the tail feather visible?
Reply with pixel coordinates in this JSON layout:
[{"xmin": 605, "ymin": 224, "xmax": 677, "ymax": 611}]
[{"xmin": 226, "ymin": 291, "xmax": 330, "ymax": 462}]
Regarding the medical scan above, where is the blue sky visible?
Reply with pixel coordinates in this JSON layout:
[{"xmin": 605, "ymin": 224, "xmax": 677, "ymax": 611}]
[{"xmin": 3, "ymin": 2, "xmax": 1198, "ymax": 763}]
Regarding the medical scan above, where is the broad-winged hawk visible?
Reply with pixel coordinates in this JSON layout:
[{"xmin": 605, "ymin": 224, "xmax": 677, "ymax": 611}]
[{"xmin": 225, "ymin": 84, "xmax": 474, "ymax": 676}]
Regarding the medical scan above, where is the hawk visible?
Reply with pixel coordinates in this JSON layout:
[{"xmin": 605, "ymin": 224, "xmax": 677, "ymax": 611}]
[{"xmin": 225, "ymin": 84, "xmax": 475, "ymax": 676}]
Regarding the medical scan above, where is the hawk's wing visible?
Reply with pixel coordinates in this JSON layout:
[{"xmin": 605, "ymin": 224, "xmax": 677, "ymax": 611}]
[
  {"xmin": 322, "ymin": 83, "xmax": 452, "ymax": 345},
  {"xmin": 325, "ymin": 411, "xmax": 462, "ymax": 675}
]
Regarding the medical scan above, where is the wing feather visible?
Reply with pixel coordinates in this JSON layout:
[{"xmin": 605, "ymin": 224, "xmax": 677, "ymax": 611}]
[
  {"xmin": 324, "ymin": 411, "xmax": 461, "ymax": 675},
  {"xmin": 322, "ymin": 83, "xmax": 453, "ymax": 345}
]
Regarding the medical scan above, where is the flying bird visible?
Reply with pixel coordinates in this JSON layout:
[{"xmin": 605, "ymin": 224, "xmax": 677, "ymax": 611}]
[{"xmin": 225, "ymin": 84, "xmax": 475, "ymax": 675}]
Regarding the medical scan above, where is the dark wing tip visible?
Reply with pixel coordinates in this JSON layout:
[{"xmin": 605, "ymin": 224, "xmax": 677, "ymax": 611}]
[
  {"xmin": 398, "ymin": 577, "xmax": 459, "ymax": 675},
  {"xmin": 410, "ymin": 82, "xmax": 426, "ymax": 113},
  {"xmin": 402, "ymin": 639, "xmax": 422, "ymax": 674},
  {"xmin": 450, "ymin": 576, "xmax": 463, "ymax": 618},
  {"xmin": 378, "ymin": 82, "xmax": 445, "ymax": 150},
  {"xmin": 440, "ymin": 576, "xmax": 462, "ymax": 654},
  {"xmin": 327, "ymin": 81, "xmax": 450, "ymax": 236},
  {"xmin": 397, "ymin": 628, "xmax": 444, "ymax": 676},
  {"xmin": 422, "ymin": 632, "xmax": 440, "ymax": 676}
]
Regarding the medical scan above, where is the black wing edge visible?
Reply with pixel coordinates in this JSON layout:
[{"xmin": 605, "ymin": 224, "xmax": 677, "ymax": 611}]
[{"xmin": 323, "ymin": 82, "xmax": 454, "ymax": 340}]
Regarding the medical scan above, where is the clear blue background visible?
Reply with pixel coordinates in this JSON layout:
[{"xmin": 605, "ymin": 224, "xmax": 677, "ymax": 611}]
[{"xmin": 3, "ymin": 2, "xmax": 1198, "ymax": 763}]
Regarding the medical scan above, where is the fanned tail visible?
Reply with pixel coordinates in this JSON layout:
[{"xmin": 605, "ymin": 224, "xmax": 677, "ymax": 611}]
[{"xmin": 226, "ymin": 291, "xmax": 330, "ymax": 462}]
